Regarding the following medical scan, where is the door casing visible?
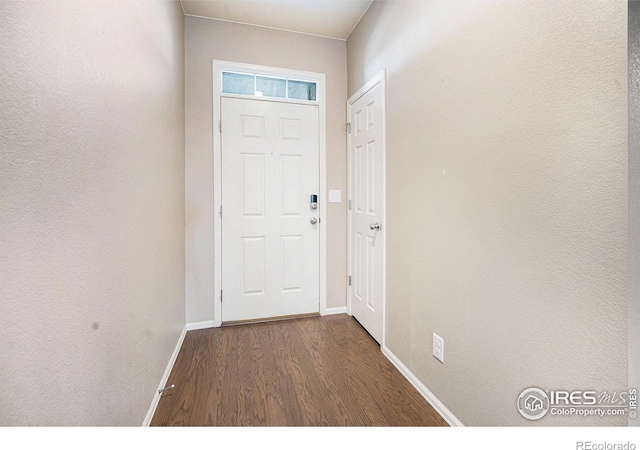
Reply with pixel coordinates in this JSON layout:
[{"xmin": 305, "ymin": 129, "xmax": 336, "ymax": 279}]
[
  {"xmin": 212, "ymin": 60, "xmax": 327, "ymax": 327},
  {"xmin": 347, "ymin": 69, "xmax": 387, "ymax": 346}
]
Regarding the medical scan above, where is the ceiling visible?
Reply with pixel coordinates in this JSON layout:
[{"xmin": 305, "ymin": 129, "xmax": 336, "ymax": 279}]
[{"xmin": 180, "ymin": 0, "xmax": 374, "ymax": 40}]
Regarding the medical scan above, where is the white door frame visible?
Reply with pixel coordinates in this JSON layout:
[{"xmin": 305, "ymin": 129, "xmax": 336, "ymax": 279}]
[
  {"xmin": 347, "ymin": 69, "xmax": 387, "ymax": 346},
  {"xmin": 212, "ymin": 60, "xmax": 327, "ymax": 327}
]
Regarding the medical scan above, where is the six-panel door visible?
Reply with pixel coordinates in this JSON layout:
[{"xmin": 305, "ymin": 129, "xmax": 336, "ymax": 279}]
[
  {"xmin": 221, "ymin": 97, "xmax": 320, "ymax": 322},
  {"xmin": 349, "ymin": 81, "xmax": 384, "ymax": 343}
]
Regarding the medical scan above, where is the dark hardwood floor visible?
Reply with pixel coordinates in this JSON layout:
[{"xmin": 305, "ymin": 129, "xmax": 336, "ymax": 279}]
[{"xmin": 151, "ymin": 314, "xmax": 448, "ymax": 426}]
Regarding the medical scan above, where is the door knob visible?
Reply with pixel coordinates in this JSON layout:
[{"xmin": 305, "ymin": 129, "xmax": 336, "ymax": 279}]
[
  {"xmin": 310, "ymin": 217, "xmax": 318, "ymax": 225},
  {"xmin": 369, "ymin": 222, "xmax": 381, "ymax": 231}
]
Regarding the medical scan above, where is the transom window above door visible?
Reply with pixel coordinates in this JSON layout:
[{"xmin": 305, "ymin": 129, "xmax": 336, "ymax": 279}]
[{"xmin": 222, "ymin": 71, "xmax": 317, "ymax": 101}]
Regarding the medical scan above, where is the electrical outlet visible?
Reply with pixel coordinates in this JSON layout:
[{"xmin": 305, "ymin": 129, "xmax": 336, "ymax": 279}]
[{"xmin": 433, "ymin": 333, "xmax": 444, "ymax": 363}]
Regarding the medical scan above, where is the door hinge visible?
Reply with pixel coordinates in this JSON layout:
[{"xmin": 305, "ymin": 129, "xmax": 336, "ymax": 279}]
[
  {"xmin": 219, "ymin": 120, "xmax": 222, "ymax": 133},
  {"xmin": 347, "ymin": 122, "xmax": 352, "ymax": 134},
  {"xmin": 348, "ymin": 275, "xmax": 352, "ymax": 286},
  {"xmin": 220, "ymin": 290, "xmax": 223, "ymax": 302},
  {"xmin": 349, "ymin": 199, "xmax": 352, "ymax": 211},
  {"xmin": 220, "ymin": 204, "xmax": 222, "ymax": 217}
]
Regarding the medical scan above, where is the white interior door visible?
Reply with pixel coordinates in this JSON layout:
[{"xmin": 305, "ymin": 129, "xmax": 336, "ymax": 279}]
[
  {"xmin": 349, "ymin": 77, "xmax": 385, "ymax": 343},
  {"xmin": 221, "ymin": 97, "xmax": 320, "ymax": 322}
]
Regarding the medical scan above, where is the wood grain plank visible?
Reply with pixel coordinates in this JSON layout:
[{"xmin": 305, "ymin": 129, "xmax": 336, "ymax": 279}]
[
  {"xmin": 293, "ymin": 316, "xmax": 371, "ymax": 426},
  {"xmin": 151, "ymin": 314, "xmax": 448, "ymax": 427}
]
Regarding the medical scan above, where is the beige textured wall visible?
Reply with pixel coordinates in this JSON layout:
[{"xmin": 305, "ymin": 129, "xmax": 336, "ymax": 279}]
[
  {"xmin": 185, "ymin": 17, "xmax": 348, "ymax": 322},
  {"xmin": 0, "ymin": 1, "xmax": 185, "ymax": 425},
  {"xmin": 630, "ymin": 0, "xmax": 640, "ymax": 427},
  {"xmin": 348, "ymin": 0, "xmax": 628, "ymax": 426}
]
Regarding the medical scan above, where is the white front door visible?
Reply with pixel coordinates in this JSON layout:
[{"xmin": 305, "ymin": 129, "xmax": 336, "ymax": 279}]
[
  {"xmin": 221, "ymin": 97, "xmax": 320, "ymax": 322},
  {"xmin": 349, "ymin": 76, "xmax": 385, "ymax": 343}
]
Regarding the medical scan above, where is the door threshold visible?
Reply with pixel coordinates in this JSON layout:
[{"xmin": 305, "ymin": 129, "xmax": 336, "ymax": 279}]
[{"xmin": 222, "ymin": 312, "xmax": 320, "ymax": 327}]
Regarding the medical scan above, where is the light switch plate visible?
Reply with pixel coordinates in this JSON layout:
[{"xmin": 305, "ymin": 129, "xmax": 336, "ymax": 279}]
[{"xmin": 328, "ymin": 190, "xmax": 342, "ymax": 203}]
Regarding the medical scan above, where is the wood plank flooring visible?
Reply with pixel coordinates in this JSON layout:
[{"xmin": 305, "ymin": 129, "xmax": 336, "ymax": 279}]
[{"xmin": 151, "ymin": 314, "xmax": 448, "ymax": 426}]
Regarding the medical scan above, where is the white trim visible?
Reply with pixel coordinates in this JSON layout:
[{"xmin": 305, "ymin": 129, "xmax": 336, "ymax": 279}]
[
  {"xmin": 142, "ymin": 325, "xmax": 188, "ymax": 426},
  {"xmin": 346, "ymin": 70, "xmax": 387, "ymax": 346},
  {"xmin": 186, "ymin": 320, "xmax": 215, "ymax": 331},
  {"xmin": 215, "ymin": 92, "xmax": 318, "ymax": 107},
  {"xmin": 213, "ymin": 60, "xmax": 327, "ymax": 327},
  {"xmin": 382, "ymin": 345, "xmax": 464, "ymax": 427},
  {"xmin": 322, "ymin": 306, "xmax": 347, "ymax": 316},
  {"xmin": 185, "ymin": 15, "xmax": 347, "ymax": 42},
  {"xmin": 347, "ymin": 70, "xmax": 386, "ymax": 105}
]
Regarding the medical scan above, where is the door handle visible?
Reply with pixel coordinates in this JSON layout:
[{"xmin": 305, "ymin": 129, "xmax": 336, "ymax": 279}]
[
  {"xmin": 369, "ymin": 222, "xmax": 381, "ymax": 231},
  {"xmin": 310, "ymin": 217, "xmax": 318, "ymax": 225}
]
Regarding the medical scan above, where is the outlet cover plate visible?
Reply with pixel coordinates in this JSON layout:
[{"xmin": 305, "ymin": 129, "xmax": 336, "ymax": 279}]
[{"xmin": 433, "ymin": 333, "xmax": 444, "ymax": 363}]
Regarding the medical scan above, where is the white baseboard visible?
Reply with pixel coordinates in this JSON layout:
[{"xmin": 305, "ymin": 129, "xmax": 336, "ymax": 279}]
[
  {"xmin": 186, "ymin": 320, "xmax": 215, "ymax": 331},
  {"xmin": 142, "ymin": 325, "xmax": 188, "ymax": 427},
  {"xmin": 142, "ymin": 320, "xmax": 215, "ymax": 426},
  {"xmin": 322, "ymin": 306, "xmax": 347, "ymax": 316},
  {"xmin": 382, "ymin": 345, "xmax": 464, "ymax": 427}
]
